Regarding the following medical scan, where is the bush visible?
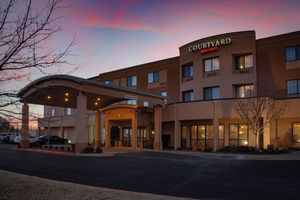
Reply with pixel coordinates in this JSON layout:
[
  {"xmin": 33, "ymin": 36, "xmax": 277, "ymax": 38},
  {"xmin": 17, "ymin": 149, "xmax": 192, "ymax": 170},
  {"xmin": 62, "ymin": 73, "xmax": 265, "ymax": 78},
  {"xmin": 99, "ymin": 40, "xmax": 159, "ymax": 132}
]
[
  {"xmin": 218, "ymin": 145, "xmax": 257, "ymax": 154},
  {"xmin": 94, "ymin": 147, "xmax": 103, "ymax": 153},
  {"xmin": 81, "ymin": 146, "xmax": 94, "ymax": 153}
]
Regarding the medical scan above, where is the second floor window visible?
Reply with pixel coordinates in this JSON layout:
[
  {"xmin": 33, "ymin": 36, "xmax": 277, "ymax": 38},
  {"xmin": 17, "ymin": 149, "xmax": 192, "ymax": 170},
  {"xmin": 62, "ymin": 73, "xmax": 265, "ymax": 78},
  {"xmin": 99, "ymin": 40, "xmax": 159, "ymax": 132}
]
[
  {"xmin": 51, "ymin": 109, "xmax": 56, "ymax": 117},
  {"xmin": 64, "ymin": 108, "xmax": 71, "ymax": 116},
  {"xmin": 286, "ymin": 46, "xmax": 300, "ymax": 62},
  {"xmin": 127, "ymin": 75, "xmax": 137, "ymax": 87},
  {"xmin": 235, "ymin": 54, "xmax": 253, "ymax": 69},
  {"xmin": 148, "ymin": 71, "xmax": 159, "ymax": 83},
  {"xmin": 161, "ymin": 91, "xmax": 167, "ymax": 97},
  {"xmin": 236, "ymin": 84, "xmax": 254, "ymax": 98},
  {"xmin": 182, "ymin": 90, "xmax": 193, "ymax": 102},
  {"xmin": 105, "ymin": 80, "xmax": 113, "ymax": 85},
  {"xmin": 182, "ymin": 63, "xmax": 193, "ymax": 78},
  {"xmin": 287, "ymin": 79, "xmax": 300, "ymax": 94},
  {"xmin": 204, "ymin": 86, "xmax": 220, "ymax": 100},
  {"xmin": 204, "ymin": 57, "xmax": 220, "ymax": 72}
]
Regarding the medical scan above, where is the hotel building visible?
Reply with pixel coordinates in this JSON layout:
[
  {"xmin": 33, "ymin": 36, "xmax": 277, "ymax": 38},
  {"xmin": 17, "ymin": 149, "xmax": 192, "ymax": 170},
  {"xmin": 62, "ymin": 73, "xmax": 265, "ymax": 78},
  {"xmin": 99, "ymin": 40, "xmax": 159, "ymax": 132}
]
[{"xmin": 19, "ymin": 30, "xmax": 300, "ymax": 152}]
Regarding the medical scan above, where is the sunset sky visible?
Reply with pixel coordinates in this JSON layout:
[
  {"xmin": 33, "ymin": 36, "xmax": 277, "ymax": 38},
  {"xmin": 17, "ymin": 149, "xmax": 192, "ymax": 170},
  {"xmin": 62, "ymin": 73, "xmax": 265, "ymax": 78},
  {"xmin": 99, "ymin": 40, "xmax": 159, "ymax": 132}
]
[{"xmin": 55, "ymin": 0, "xmax": 300, "ymax": 78}]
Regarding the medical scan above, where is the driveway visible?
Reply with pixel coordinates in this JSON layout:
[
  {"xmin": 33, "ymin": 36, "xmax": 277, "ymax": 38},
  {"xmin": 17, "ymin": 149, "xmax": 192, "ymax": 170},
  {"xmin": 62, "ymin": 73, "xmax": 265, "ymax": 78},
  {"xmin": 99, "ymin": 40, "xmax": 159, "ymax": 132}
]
[{"xmin": 0, "ymin": 144, "xmax": 300, "ymax": 200}]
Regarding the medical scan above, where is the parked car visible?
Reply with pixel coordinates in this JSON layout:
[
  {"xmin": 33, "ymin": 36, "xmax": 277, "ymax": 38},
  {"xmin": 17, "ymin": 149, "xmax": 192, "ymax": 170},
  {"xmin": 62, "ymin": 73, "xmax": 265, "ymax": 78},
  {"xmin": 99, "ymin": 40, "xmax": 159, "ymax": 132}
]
[
  {"xmin": 33, "ymin": 135, "xmax": 70, "ymax": 146},
  {"xmin": 0, "ymin": 133, "xmax": 11, "ymax": 143},
  {"xmin": 13, "ymin": 133, "xmax": 37, "ymax": 144}
]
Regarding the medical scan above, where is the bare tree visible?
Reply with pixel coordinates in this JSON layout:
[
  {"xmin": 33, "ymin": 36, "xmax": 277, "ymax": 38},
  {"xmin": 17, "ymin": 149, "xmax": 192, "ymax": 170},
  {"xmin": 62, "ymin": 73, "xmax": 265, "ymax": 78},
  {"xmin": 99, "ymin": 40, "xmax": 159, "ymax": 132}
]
[
  {"xmin": 234, "ymin": 96, "xmax": 285, "ymax": 149},
  {"xmin": 0, "ymin": 0, "xmax": 77, "ymax": 120}
]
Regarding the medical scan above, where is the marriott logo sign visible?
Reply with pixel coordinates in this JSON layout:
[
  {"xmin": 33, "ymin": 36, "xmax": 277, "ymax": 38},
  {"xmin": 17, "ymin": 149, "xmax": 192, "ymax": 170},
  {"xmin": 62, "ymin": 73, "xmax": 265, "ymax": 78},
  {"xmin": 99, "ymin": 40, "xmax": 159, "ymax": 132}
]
[{"xmin": 188, "ymin": 38, "xmax": 232, "ymax": 52}]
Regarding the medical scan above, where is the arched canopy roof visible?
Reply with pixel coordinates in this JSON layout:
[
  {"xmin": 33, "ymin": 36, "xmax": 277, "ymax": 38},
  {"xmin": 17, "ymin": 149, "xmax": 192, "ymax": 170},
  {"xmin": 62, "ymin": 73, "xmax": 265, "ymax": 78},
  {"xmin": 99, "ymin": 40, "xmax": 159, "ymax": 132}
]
[{"xmin": 18, "ymin": 75, "xmax": 166, "ymax": 110}]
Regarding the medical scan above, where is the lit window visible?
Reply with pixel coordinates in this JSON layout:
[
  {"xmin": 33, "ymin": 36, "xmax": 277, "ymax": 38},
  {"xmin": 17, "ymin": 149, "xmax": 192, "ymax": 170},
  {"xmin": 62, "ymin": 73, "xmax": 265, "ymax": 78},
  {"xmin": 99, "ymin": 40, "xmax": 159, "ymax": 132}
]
[
  {"xmin": 287, "ymin": 79, "xmax": 300, "ymax": 95},
  {"xmin": 143, "ymin": 101, "xmax": 149, "ymax": 107},
  {"xmin": 229, "ymin": 124, "xmax": 249, "ymax": 146},
  {"xmin": 51, "ymin": 109, "xmax": 55, "ymax": 117},
  {"xmin": 105, "ymin": 80, "xmax": 113, "ymax": 85},
  {"xmin": 236, "ymin": 84, "xmax": 254, "ymax": 98},
  {"xmin": 148, "ymin": 71, "xmax": 159, "ymax": 83},
  {"xmin": 293, "ymin": 122, "xmax": 300, "ymax": 143},
  {"xmin": 127, "ymin": 75, "xmax": 137, "ymax": 87},
  {"xmin": 64, "ymin": 108, "xmax": 71, "ymax": 116},
  {"xmin": 204, "ymin": 57, "xmax": 220, "ymax": 72},
  {"xmin": 127, "ymin": 99, "xmax": 137, "ymax": 105},
  {"xmin": 235, "ymin": 54, "xmax": 253, "ymax": 69},
  {"xmin": 182, "ymin": 63, "xmax": 193, "ymax": 78},
  {"xmin": 161, "ymin": 91, "xmax": 167, "ymax": 97},
  {"xmin": 204, "ymin": 86, "xmax": 220, "ymax": 100},
  {"xmin": 286, "ymin": 46, "xmax": 300, "ymax": 62},
  {"xmin": 182, "ymin": 90, "xmax": 193, "ymax": 102}
]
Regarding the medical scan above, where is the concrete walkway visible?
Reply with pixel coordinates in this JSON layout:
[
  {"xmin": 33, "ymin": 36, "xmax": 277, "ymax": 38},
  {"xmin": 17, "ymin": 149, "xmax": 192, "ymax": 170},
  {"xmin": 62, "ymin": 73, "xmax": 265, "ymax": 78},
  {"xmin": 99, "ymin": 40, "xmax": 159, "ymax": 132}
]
[{"xmin": 0, "ymin": 170, "xmax": 195, "ymax": 200}]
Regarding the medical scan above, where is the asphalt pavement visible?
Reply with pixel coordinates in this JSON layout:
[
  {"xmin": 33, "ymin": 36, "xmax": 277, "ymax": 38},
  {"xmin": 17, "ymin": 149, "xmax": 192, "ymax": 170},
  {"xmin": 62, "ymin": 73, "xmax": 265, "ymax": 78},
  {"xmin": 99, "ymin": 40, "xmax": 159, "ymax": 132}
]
[{"xmin": 1, "ymin": 143, "xmax": 300, "ymax": 200}]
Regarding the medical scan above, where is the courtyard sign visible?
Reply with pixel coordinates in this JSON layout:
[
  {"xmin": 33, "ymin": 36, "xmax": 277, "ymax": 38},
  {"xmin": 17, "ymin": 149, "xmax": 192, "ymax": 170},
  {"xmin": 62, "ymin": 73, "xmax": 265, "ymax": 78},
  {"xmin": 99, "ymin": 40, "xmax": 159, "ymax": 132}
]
[{"xmin": 188, "ymin": 38, "xmax": 232, "ymax": 53}]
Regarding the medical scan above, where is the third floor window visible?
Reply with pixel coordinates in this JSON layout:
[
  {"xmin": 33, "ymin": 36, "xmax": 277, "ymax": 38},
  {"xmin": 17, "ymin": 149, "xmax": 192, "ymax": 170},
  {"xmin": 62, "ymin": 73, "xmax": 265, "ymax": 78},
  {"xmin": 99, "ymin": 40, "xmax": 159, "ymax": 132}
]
[
  {"xmin": 287, "ymin": 79, "xmax": 300, "ymax": 95},
  {"xmin": 204, "ymin": 57, "xmax": 220, "ymax": 72},
  {"xmin": 235, "ymin": 54, "xmax": 253, "ymax": 69},
  {"xmin": 182, "ymin": 63, "xmax": 193, "ymax": 78},
  {"xmin": 148, "ymin": 71, "xmax": 159, "ymax": 84},
  {"xmin": 236, "ymin": 84, "xmax": 254, "ymax": 98},
  {"xmin": 204, "ymin": 86, "xmax": 220, "ymax": 100},
  {"xmin": 127, "ymin": 75, "xmax": 137, "ymax": 87},
  {"xmin": 182, "ymin": 90, "xmax": 194, "ymax": 102},
  {"xmin": 286, "ymin": 46, "xmax": 300, "ymax": 62}
]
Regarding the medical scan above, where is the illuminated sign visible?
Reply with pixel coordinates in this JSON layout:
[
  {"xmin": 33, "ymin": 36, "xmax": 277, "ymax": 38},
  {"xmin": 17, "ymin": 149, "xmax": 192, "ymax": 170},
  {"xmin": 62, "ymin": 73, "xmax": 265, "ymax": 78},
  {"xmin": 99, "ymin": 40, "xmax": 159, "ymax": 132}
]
[{"xmin": 188, "ymin": 38, "xmax": 232, "ymax": 52}]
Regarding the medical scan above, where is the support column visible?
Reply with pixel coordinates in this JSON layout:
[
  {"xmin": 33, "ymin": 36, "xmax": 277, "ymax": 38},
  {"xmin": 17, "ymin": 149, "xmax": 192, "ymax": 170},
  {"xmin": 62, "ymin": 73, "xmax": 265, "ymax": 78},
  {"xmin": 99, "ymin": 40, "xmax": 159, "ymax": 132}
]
[
  {"xmin": 213, "ymin": 101, "xmax": 219, "ymax": 152},
  {"xmin": 75, "ymin": 92, "xmax": 88, "ymax": 153},
  {"xmin": 119, "ymin": 126, "xmax": 123, "ymax": 147},
  {"xmin": 94, "ymin": 110, "xmax": 101, "ymax": 149},
  {"xmin": 174, "ymin": 104, "xmax": 181, "ymax": 150},
  {"xmin": 131, "ymin": 112, "xmax": 137, "ymax": 148},
  {"xmin": 264, "ymin": 121, "xmax": 271, "ymax": 149},
  {"xmin": 105, "ymin": 119, "xmax": 111, "ymax": 147},
  {"xmin": 20, "ymin": 102, "xmax": 30, "ymax": 148},
  {"xmin": 154, "ymin": 105, "xmax": 162, "ymax": 150}
]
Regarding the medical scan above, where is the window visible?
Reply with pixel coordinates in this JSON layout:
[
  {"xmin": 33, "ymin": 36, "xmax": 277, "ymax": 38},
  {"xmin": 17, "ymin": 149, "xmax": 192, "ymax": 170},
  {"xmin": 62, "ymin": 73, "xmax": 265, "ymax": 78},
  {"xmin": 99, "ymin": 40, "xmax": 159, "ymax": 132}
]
[
  {"xmin": 229, "ymin": 124, "xmax": 249, "ymax": 146},
  {"xmin": 51, "ymin": 109, "xmax": 56, "ymax": 117},
  {"xmin": 235, "ymin": 54, "xmax": 253, "ymax": 69},
  {"xmin": 182, "ymin": 63, "xmax": 193, "ymax": 78},
  {"xmin": 127, "ymin": 75, "xmax": 137, "ymax": 87},
  {"xmin": 204, "ymin": 57, "xmax": 220, "ymax": 72},
  {"xmin": 236, "ymin": 84, "xmax": 254, "ymax": 98},
  {"xmin": 105, "ymin": 80, "xmax": 113, "ymax": 85},
  {"xmin": 64, "ymin": 108, "xmax": 71, "ymax": 116},
  {"xmin": 204, "ymin": 86, "xmax": 220, "ymax": 100},
  {"xmin": 143, "ymin": 101, "xmax": 149, "ymax": 107},
  {"xmin": 286, "ymin": 46, "xmax": 300, "ymax": 62},
  {"xmin": 127, "ymin": 99, "xmax": 137, "ymax": 105},
  {"xmin": 148, "ymin": 71, "xmax": 159, "ymax": 83},
  {"xmin": 287, "ymin": 79, "xmax": 300, "ymax": 94},
  {"xmin": 182, "ymin": 90, "xmax": 193, "ymax": 102},
  {"xmin": 293, "ymin": 122, "xmax": 300, "ymax": 143},
  {"xmin": 161, "ymin": 91, "xmax": 167, "ymax": 97}
]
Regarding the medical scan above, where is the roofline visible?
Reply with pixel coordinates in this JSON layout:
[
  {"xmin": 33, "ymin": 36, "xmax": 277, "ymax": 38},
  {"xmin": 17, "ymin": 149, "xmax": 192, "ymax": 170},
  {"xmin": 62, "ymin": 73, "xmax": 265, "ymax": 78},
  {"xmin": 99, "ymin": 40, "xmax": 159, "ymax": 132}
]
[
  {"xmin": 18, "ymin": 74, "xmax": 166, "ymax": 100},
  {"xmin": 98, "ymin": 56, "xmax": 179, "ymax": 77}
]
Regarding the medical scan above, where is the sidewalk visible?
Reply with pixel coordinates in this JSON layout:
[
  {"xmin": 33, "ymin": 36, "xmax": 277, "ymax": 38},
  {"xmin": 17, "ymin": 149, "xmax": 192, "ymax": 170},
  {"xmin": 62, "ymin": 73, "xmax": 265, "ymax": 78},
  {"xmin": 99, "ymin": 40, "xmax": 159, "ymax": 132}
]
[{"xmin": 0, "ymin": 170, "xmax": 195, "ymax": 200}]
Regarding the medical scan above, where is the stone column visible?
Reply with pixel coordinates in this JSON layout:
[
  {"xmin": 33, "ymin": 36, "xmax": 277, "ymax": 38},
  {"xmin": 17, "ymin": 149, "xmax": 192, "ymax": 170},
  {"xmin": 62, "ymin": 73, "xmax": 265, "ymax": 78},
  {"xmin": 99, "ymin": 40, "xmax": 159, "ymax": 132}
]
[
  {"xmin": 105, "ymin": 119, "xmax": 111, "ymax": 147},
  {"xmin": 131, "ymin": 112, "xmax": 138, "ymax": 148},
  {"xmin": 94, "ymin": 110, "xmax": 101, "ymax": 149},
  {"xmin": 20, "ymin": 102, "xmax": 30, "ymax": 148},
  {"xmin": 174, "ymin": 104, "xmax": 181, "ymax": 150},
  {"xmin": 213, "ymin": 101, "xmax": 219, "ymax": 152},
  {"xmin": 154, "ymin": 105, "xmax": 162, "ymax": 150},
  {"xmin": 75, "ymin": 92, "xmax": 88, "ymax": 153}
]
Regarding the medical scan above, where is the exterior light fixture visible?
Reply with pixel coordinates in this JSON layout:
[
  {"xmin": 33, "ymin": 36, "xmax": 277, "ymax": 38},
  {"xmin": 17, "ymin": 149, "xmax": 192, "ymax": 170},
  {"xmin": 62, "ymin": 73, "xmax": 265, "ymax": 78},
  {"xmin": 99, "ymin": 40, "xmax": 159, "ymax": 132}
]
[
  {"xmin": 97, "ymin": 97, "xmax": 101, "ymax": 101},
  {"xmin": 94, "ymin": 102, "xmax": 98, "ymax": 106},
  {"xmin": 65, "ymin": 92, "xmax": 69, "ymax": 96},
  {"xmin": 65, "ymin": 98, "xmax": 69, "ymax": 102},
  {"xmin": 47, "ymin": 96, "xmax": 51, "ymax": 100}
]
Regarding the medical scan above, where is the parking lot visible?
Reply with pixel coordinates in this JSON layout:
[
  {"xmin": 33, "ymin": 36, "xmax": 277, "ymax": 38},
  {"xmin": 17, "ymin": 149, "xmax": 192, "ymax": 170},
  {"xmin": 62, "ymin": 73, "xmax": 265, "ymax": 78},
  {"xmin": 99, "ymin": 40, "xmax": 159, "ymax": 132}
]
[{"xmin": 1, "ymin": 143, "xmax": 300, "ymax": 200}]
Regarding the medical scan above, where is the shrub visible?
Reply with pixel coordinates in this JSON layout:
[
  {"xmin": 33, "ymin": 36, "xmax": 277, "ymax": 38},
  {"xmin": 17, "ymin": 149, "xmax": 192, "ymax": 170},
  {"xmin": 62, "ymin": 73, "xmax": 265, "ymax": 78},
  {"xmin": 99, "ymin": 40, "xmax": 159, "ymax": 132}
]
[
  {"xmin": 94, "ymin": 147, "xmax": 103, "ymax": 153},
  {"xmin": 81, "ymin": 146, "xmax": 94, "ymax": 153}
]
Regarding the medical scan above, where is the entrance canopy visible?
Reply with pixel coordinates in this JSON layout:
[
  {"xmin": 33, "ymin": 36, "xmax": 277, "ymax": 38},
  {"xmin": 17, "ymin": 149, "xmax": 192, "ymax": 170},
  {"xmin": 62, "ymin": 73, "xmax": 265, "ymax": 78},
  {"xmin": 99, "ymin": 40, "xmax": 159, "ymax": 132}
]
[{"xmin": 18, "ymin": 75, "xmax": 166, "ymax": 110}]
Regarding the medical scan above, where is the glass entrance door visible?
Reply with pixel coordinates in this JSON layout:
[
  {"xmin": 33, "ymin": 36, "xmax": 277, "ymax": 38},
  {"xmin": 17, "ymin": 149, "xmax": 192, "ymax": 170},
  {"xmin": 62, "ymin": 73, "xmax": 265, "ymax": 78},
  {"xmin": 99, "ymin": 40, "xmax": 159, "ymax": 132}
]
[{"xmin": 123, "ymin": 128, "xmax": 132, "ymax": 147}]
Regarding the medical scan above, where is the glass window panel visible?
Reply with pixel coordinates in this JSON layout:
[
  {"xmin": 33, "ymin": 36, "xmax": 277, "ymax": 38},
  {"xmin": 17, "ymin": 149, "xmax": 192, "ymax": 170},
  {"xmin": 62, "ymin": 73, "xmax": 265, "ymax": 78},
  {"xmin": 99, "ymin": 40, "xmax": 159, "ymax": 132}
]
[
  {"xmin": 286, "ymin": 47, "xmax": 296, "ymax": 61},
  {"xmin": 204, "ymin": 88, "xmax": 212, "ymax": 100},
  {"xmin": 143, "ymin": 101, "xmax": 149, "ymax": 107},
  {"xmin": 297, "ymin": 46, "xmax": 300, "ymax": 60},
  {"xmin": 161, "ymin": 91, "xmax": 167, "ymax": 97},
  {"xmin": 245, "ymin": 55, "xmax": 253, "ymax": 68},
  {"xmin": 239, "ymin": 124, "xmax": 248, "ymax": 140},
  {"xmin": 219, "ymin": 125, "xmax": 224, "ymax": 139},
  {"xmin": 240, "ymin": 140, "xmax": 248, "ymax": 146},
  {"xmin": 182, "ymin": 126, "xmax": 187, "ymax": 139},
  {"xmin": 298, "ymin": 80, "xmax": 300, "ymax": 93},
  {"xmin": 198, "ymin": 125, "xmax": 205, "ymax": 139},
  {"xmin": 153, "ymin": 72, "xmax": 159, "ymax": 83},
  {"xmin": 205, "ymin": 59, "xmax": 212, "ymax": 72},
  {"xmin": 239, "ymin": 56, "xmax": 245, "ymax": 69},
  {"xmin": 206, "ymin": 125, "xmax": 214, "ymax": 139},
  {"xmin": 212, "ymin": 58, "xmax": 220, "ymax": 70},
  {"xmin": 191, "ymin": 125, "xmax": 197, "ymax": 140},
  {"xmin": 230, "ymin": 124, "xmax": 238, "ymax": 139},
  {"xmin": 132, "ymin": 76, "xmax": 137, "ymax": 86},
  {"xmin": 293, "ymin": 123, "xmax": 300, "ymax": 143},
  {"xmin": 148, "ymin": 73, "xmax": 153, "ymax": 83},
  {"xmin": 287, "ymin": 80, "xmax": 298, "ymax": 94},
  {"xmin": 212, "ymin": 87, "xmax": 220, "ymax": 99}
]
